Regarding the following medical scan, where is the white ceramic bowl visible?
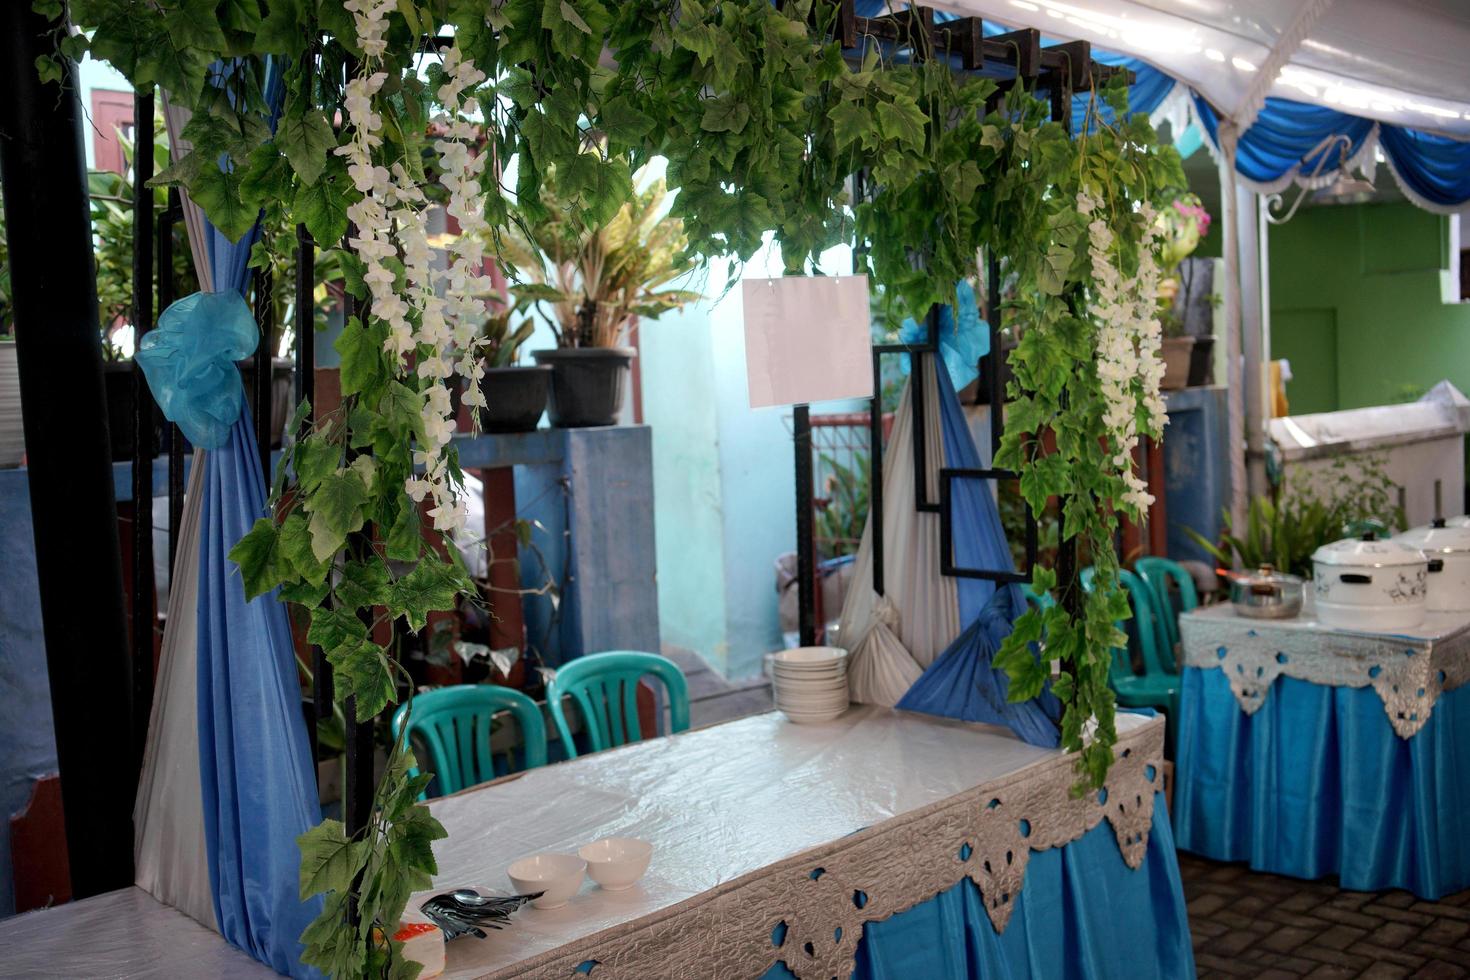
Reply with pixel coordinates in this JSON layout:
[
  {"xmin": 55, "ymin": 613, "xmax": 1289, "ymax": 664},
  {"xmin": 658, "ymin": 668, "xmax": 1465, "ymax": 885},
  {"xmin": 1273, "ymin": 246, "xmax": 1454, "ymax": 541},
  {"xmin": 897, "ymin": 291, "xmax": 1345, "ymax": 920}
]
[
  {"xmin": 577, "ymin": 837, "xmax": 653, "ymax": 891},
  {"xmin": 508, "ymin": 853, "xmax": 587, "ymax": 909}
]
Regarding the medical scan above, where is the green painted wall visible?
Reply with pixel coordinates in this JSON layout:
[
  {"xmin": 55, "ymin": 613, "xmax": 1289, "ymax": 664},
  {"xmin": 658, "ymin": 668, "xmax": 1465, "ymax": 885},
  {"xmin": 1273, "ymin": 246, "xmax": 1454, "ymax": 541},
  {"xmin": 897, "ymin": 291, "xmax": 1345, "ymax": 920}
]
[{"xmin": 1268, "ymin": 202, "xmax": 1466, "ymax": 413}]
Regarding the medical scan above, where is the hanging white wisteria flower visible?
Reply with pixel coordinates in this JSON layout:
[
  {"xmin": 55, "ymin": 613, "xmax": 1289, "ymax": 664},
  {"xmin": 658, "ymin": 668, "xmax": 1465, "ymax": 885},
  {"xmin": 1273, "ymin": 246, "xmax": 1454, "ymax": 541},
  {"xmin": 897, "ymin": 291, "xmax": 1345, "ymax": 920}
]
[
  {"xmin": 335, "ymin": 7, "xmax": 492, "ymax": 534},
  {"xmin": 1079, "ymin": 190, "xmax": 1169, "ymax": 514}
]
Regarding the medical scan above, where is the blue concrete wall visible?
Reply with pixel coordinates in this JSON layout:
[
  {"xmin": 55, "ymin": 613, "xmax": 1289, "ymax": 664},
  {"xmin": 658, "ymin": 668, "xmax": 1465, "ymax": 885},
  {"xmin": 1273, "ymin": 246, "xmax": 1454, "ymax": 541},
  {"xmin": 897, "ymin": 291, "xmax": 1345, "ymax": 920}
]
[
  {"xmin": 641, "ymin": 238, "xmax": 859, "ymax": 679},
  {"xmin": 0, "ymin": 473, "xmax": 55, "ymax": 917}
]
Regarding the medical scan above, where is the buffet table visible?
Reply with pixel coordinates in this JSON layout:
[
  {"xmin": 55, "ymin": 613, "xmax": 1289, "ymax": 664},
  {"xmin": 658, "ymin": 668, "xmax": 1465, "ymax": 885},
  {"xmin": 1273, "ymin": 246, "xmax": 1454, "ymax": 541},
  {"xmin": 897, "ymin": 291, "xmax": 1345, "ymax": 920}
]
[
  {"xmin": 1175, "ymin": 603, "xmax": 1470, "ymax": 897},
  {"xmin": 0, "ymin": 708, "xmax": 1191, "ymax": 979}
]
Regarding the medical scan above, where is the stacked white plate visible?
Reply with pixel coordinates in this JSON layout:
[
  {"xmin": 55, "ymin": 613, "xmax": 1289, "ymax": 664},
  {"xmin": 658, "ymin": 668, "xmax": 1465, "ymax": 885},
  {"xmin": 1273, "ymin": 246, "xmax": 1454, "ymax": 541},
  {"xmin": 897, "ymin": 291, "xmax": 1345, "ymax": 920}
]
[{"xmin": 772, "ymin": 647, "xmax": 850, "ymax": 723}]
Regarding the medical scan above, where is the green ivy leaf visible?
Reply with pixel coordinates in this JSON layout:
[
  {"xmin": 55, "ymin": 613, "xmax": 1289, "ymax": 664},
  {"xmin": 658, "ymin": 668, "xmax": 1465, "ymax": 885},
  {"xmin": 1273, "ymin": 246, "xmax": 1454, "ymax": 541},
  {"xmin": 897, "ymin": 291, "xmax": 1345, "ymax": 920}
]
[
  {"xmin": 255, "ymin": 0, "xmax": 309, "ymax": 56},
  {"xmin": 307, "ymin": 606, "xmax": 369, "ymax": 653},
  {"xmin": 229, "ymin": 517, "xmax": 283, "ymax": 600},
  {"xmin": 828, "ymin": 99, "xmax": 870, "ymax": 151},
  {"xmin": 337, "ymin": 558, "xmax": 391, "ymax": 610},
  {"xmin": 278, "ymin": 103, "xmax": 337, "ymax": 186},
  {"xmin": 328, "ymin": 637, "xmax": 397, "ymax": 721},
  {"xmin": 191, "ymin": 166, "xmax": 258, "ymax": 244},
  {"xmin": 335, "ymin": 316, "xmax": 387, "ymax": 399},
  {"xmin": 297, "ymin": 819, "xmax": 366, "ymax": 901},
  {"xmin": 700, "ymin": 95, "xmax": 750, "ymax": 135},
  {"xmin": 388, "ymin": 559, "xmax": 468, "ymax": 632},
  {"xmin": 305, "ymin": 471, "xmax": 369, "ymax": 562},
  {"xmin": 293, "ymin": 156, "xmax": 352, "ymax": 247},
  {"xmin": 875, "ymin": 97, "xmax": 928, "ymax": 151}
]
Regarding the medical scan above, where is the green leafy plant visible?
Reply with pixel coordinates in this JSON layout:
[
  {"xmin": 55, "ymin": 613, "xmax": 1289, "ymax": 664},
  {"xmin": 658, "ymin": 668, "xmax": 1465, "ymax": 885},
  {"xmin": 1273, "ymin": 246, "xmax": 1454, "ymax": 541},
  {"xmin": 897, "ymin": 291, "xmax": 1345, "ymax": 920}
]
[
  {"xmin": 55, "ymin": 0, "xmax": 1187, "ymax": 972},
  {"xmin": 815, "ymin": 451, "xmax": 869, "ymax": 561},
  {"xmin": 1183, "ymin": 454, "xmax": 1405, "ymax": 578},
  {"xmin": 481, "ymin": 308, "xmax": 536, "ymax": 368},
  {"xmin": 496, "ymin": 164, "xmax": 703, "ymax": 348}
]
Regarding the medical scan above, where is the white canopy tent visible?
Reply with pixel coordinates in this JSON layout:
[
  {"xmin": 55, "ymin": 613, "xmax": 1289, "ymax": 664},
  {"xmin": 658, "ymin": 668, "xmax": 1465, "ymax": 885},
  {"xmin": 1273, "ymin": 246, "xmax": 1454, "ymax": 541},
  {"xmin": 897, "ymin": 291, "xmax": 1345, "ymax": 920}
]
[{"xmin": 934, "ymin": 0, "xmax": 1470, "ymax": 527}]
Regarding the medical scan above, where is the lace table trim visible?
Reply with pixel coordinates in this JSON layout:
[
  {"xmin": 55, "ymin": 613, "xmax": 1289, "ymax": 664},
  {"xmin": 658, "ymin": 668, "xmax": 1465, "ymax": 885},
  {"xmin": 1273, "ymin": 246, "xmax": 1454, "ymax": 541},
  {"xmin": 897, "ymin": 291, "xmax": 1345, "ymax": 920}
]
[
  {"xmin": 1181, "ymin": 611, "xmax": 1470, "ymax": 738},
  {"xmin": 489, "ymin": 716, "xmax": 1166, "ymax": 980}
]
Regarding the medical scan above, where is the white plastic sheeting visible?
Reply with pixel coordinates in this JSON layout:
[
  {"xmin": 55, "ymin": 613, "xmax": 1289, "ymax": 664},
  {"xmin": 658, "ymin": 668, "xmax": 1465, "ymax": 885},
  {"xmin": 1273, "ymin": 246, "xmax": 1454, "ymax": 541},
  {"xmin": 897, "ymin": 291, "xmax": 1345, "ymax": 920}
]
[
  {"xmin": 938, "ymin": 0, "xmax": 1470, "ymax": 138},
  {"xmin": 837, "ymin": 361, "xmax": 960, "ymax": 705},
  {"xmin": 423, "ymin": 708, "xmax": 1148, "ymax": 978},
  {"xmin": 0, "ymin": 886, "xmax": 273, "ymax": 978}
]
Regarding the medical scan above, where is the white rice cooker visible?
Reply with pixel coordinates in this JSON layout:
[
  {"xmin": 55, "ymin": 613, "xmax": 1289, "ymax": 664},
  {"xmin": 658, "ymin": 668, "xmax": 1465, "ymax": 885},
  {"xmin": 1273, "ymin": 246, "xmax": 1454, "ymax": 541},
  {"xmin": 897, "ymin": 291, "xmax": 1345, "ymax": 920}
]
[
  {"xmin": 1396, "ymin": 519, "xmax": 1470, "ymax": 612},
  {"xmin": 1310, "ymin": 532, "xmax": 1428, "ymax": 631}
]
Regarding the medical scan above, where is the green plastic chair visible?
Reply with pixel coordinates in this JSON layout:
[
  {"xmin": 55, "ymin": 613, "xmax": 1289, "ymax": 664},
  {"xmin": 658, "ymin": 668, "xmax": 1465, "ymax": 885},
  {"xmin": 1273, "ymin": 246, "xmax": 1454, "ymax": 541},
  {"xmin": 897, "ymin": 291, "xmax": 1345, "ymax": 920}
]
[
  {"xmin": 391, "ymin": 684, "xmax": 547, "ymax": 799},
  {"xmin": 1134, "ymin": 556, "xmax": 1199, "ymax": 669},
  {"xmin": 1080, "ymin": 567, "xmax": 1181, "ymax": 753},
  {"xmin": 545, "ymin": 651, "xmax": 691, "ymax": 759}
]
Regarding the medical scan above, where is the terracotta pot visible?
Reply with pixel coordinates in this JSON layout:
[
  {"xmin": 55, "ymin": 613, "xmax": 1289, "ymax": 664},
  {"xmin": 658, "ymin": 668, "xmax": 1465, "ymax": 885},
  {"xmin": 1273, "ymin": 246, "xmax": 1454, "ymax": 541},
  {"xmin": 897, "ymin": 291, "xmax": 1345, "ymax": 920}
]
[{"xmin": 1160, "ymin": 336, "xmax": 1193, "ymax": 391}]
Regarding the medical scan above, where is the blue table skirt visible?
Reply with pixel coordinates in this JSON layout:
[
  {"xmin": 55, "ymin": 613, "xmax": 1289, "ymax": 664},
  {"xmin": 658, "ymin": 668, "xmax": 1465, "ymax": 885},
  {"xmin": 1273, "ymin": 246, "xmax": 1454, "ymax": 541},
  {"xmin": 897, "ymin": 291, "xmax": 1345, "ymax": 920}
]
[
  {"xmin": 763, "ymin": 793, "xmax": 1193, "ymax": 980},
  {"xmin": 1175, "ymin": 666, "xmax": 1470, "ymax": 898}
]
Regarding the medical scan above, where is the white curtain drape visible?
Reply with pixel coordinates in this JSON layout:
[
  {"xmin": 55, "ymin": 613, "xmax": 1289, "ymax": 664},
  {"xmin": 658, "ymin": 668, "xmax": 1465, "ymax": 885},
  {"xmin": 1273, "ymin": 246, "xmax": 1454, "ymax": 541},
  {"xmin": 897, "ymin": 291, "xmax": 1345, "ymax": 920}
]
[
  {"xmin": 838, "ymin": 360, "xmax": 961, "ymax": 705},
  {"xmin": 133, "ymin": 451, "xmax": 216, "ymax": 930},
  {"xmin": 132, "ymin": 92, "xmax": 219, "ymax": 931}
]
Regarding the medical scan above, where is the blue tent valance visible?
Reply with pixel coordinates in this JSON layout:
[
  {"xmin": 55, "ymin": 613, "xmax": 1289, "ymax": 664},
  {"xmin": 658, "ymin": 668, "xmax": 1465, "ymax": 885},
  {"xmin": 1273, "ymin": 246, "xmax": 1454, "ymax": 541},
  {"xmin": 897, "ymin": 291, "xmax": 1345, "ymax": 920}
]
[{"xmin": 849, "ymin": 2, "xmax": 1470, "ymax": 210}]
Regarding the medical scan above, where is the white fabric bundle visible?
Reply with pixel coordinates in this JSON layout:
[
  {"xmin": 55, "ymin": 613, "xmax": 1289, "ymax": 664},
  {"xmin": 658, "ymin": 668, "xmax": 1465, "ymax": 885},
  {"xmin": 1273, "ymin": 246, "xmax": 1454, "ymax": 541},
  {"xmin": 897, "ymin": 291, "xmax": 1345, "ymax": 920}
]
[{"xmin": 838, "ymin": 360, "xmax": 961, "ymax": 705}]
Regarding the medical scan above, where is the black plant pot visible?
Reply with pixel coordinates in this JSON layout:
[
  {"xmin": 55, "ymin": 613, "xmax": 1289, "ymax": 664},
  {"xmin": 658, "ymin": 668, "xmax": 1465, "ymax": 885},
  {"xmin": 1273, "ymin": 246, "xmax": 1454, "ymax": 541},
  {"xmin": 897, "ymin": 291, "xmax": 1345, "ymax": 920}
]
[
  {"xmin": 531, "ymin": 347, "xmax": 635, "ymax": 428},
  {"xmin": 103, "ymin": 361, "xmax": 164, "ymax": 462},
  {"xmin": 478, "ymin": 365, "xmax": 551, "ymax": 433},
  {"xmin": 1187, "ymin": 335, "xmax": 1215, "ymax": 388}
]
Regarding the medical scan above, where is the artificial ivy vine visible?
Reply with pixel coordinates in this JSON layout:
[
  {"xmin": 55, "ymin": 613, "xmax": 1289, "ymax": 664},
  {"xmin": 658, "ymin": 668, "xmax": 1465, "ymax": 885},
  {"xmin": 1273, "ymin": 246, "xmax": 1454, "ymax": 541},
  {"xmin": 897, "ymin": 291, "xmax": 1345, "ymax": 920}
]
[{"xmin": 52, "ymin": 0, "xmax": 1183, "ymax": 974}]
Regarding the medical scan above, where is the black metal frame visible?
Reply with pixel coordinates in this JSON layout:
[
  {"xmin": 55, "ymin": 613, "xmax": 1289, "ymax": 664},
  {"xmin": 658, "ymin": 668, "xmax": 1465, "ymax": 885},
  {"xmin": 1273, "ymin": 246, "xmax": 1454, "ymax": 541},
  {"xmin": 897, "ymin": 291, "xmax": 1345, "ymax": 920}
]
[{"xmin": 794, "ymin": 3, "xmax": 1114, "ymax": 623}]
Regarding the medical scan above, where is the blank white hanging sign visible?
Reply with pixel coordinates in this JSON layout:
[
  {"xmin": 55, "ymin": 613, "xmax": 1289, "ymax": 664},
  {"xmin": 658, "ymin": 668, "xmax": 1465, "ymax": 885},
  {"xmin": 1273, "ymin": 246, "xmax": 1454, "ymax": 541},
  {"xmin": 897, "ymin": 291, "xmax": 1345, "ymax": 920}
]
[{"xmin": 742, "ymin": 274, "xmax": 873, "ymax": 409}]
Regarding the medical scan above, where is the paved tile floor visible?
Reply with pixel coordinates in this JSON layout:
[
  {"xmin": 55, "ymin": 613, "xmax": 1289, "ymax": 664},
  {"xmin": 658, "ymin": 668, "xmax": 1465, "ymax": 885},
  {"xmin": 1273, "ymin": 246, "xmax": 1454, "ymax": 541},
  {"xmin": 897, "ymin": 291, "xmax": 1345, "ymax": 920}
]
[{"xmin": 1178, "ymin": 852, "xmax": 1470, "ymax": 979}]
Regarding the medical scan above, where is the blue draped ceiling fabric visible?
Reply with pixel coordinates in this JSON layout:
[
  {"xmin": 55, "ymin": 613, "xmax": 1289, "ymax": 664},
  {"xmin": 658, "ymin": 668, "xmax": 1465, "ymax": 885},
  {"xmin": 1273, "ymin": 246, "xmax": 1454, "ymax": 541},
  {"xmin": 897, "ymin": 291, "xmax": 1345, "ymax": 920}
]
[{"xmin": 137, "ymin": 59, "xmax": 324, "ymax": 979}]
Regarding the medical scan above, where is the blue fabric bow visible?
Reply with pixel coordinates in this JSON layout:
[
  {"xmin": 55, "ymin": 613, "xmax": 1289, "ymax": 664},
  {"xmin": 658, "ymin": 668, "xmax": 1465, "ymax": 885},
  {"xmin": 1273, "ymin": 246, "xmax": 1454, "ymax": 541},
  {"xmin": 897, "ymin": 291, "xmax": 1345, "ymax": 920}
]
[
  {"xmin": 899, "ymin": 281, "xmax": 990, "ymax": 392},
  {"xmin": 136, "ymin": 291, "xmax": 258, "ymax": 449}
]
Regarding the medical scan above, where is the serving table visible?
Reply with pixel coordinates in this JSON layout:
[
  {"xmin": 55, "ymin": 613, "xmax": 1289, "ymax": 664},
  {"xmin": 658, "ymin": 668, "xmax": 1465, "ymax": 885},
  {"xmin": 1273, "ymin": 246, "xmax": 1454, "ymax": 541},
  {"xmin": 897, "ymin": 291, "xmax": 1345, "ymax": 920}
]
[
  {"xmin": 0, "ymin": 708, "xmax": 1191, "ymax": 979},
  {"xmin": 1175, "ymin": 603, "xmax": 1470, "ymax": 897}
]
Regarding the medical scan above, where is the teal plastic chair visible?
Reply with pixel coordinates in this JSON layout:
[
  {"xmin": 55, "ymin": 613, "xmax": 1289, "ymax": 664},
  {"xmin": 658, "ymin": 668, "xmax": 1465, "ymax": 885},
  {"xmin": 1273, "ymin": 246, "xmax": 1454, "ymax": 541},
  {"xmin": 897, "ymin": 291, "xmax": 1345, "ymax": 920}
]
[
  {"xmin": 391, "ymin": 684, "xmax": 547, "ymax": 799},
  {"xmin": 1080, "ymin": 567, "xmax": 1181, "ymax": 754},
  {"xmin": 1134, "ymin": 556, "xmax": 1199, "ymax": 669},
  {"xmin": 545, "ymin": 651, "xmax": 691, "ymax": 759}
]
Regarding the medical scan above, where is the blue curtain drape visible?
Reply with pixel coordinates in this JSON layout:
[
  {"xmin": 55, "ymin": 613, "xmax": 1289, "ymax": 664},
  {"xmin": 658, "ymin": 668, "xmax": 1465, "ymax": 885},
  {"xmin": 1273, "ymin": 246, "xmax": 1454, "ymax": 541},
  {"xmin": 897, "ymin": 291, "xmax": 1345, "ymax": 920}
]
[
  {"xmin": 1174, "ymin": 667, "xmax": 1470, "ymax": 898},
  {"xmin": 762, "ymin": 792, "xmax": 1194, "ymax": 980},
  {"xmin": 896, "ymin": 365, "xmax": 1061, "ymax": 748},
  {"xmin": 190, "ymin": 60, "xmax": 325, "ymax": 978},
  {"xmin": 1191, "ymin": 94, "xmax": 1377, "ymax": 187}
]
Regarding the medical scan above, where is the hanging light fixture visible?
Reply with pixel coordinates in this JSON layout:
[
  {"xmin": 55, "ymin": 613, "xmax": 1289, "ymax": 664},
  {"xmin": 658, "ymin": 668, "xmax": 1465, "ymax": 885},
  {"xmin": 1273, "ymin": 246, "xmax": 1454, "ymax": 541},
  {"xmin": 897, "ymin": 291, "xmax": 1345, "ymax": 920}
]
[{"xmin": 1265, "ymin": 134, "xmax": 1377, "ymax": 223}]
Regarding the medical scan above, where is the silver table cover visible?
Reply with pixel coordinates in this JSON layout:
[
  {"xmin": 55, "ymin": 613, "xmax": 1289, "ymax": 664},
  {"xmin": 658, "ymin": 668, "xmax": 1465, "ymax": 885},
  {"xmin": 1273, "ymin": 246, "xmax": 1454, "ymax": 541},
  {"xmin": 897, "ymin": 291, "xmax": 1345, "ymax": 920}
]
[
  {"xmin": 0, "ymin": 708, "xmax": 1165, "ymax": 980},
  {"xmin": 1180, "ymin": 603, "xmax": 1470, "ymax": 737}
]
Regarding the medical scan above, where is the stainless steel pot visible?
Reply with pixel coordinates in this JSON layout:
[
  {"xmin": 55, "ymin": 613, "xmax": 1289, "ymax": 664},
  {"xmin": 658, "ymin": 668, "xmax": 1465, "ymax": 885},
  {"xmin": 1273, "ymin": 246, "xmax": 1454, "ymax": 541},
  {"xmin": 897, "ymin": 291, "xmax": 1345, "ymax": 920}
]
[{"xmin": 1229, "ymin": 564, "xmax": 1304, "ymax": 619}]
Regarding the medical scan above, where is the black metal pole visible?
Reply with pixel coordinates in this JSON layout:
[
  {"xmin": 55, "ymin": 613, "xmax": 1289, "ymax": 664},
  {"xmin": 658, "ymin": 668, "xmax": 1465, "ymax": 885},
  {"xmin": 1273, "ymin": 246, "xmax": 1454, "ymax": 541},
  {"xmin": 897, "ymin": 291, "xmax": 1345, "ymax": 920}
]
[
  {"xmin": 869, "ymin": 348, "xmax": 885, "ymax": 597},
  {"xmin": 296, "ymin": 224, "xmax": 328, "ymax": 774},
  {"xmin": 0, "ymin": 3, "xmax": 135, "ymax": 897},
  {"xmin": 339, "ymin": 279, "xmax": 373, "ymax": 836},
  {"xmin": 253, "ymin": 265, "xmax": 273, "ymax": 475},
  {"xmin": 130, "ymin": 90, "xmax": 156, "ymax": 772},
  {"xmin": 794, "ymin": 404, "xmax": 817, "ymax": 646},
  {"xmin": 158, "ymin": 190, "xmax": 184, "ymax": 572}
]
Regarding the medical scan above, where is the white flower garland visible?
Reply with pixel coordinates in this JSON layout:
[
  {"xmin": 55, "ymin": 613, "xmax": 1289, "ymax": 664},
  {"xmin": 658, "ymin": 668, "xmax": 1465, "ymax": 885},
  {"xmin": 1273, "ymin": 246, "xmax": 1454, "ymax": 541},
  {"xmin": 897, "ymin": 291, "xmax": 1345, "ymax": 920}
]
[
  {"xmin": 340, "ymin": 1, "xmax": 491, "ymax": 534},
  {"xmin": 1078, "ymin": 191, "xmax": 1168, "ymax": 514}
]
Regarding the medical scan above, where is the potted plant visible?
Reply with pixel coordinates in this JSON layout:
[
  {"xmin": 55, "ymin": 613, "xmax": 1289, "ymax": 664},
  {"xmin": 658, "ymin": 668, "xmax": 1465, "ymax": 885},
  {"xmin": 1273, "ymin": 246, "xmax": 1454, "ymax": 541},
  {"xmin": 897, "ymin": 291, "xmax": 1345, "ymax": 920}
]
[
  {"xmin": 498, "ymin": 163, "xmax": 702, "ymax": 427},
  {"xmin": 477, "ymin": 305, "xmax": 549, "ymax": 433},
  {"xmin": 1155, "ymin": 195, "xmax": 1213, "ymax": 390}
]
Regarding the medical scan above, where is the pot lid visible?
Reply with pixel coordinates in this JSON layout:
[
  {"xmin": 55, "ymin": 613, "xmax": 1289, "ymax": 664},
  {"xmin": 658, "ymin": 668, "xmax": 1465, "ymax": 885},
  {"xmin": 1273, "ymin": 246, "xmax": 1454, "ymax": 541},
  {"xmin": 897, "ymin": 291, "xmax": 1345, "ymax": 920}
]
[
  {"xmin": 1311, "ymin": 532, "xmax": 1427, "ymax": 568},
  {"xmin": 1397, "ymin": 518, "xmax": 1470, "ymax": 555},
  {"xmin": 1237, "ymin": 564, "xmax": 1304, "ymax": 586}
]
